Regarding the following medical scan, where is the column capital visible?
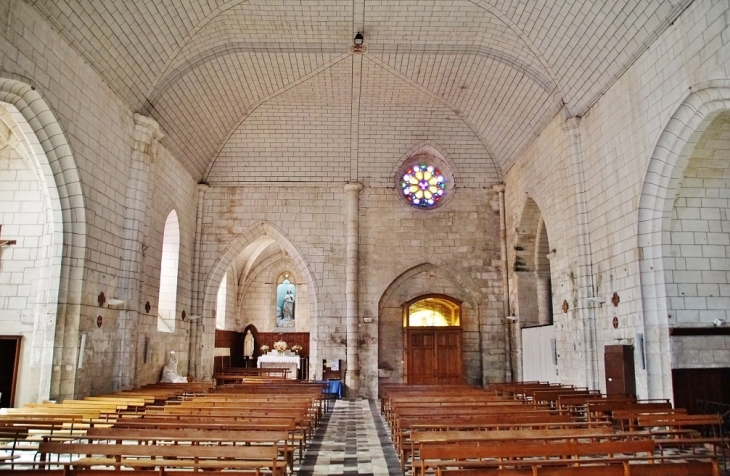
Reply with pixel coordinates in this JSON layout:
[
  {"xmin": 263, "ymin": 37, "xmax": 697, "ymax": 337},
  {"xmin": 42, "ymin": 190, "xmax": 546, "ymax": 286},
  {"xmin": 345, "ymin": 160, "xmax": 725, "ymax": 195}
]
[
  {"xmin": 491, "ymin": 183, "xmax": 506, "ymax": 193},
  {"xmin": 344, "ymin": 182, "xmax": 364, "ymax": 193},
  {"xmin": 563, "ymin": 115, "xmax": 581, "ymax": 133},
  {"xmin": 132, "ymin": 113, "xmax": 164, "ymax": 154},
  {"xmin": 197, "ymin": 183, "xmax": 210, "ymax": 194}
]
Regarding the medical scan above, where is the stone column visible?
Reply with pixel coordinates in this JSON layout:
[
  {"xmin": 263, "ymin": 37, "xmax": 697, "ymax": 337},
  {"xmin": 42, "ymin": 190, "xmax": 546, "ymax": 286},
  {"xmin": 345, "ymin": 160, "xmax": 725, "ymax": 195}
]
[
  {"xmin": 188, "ymin": 183, "xmax": 209, "ymax": 379},
  {"xmin": 118, "ymin": 114, "xmax": 163, "ymax": 390},
  {"xmin": 344, "ymin": 182, "xmax": 363, "ymax": 397},
  {"xmin": 492, "ymin": 184, "xmax": 513, "ymax": 382},
  {"xmin": 564, "ymin": 115, "xmax": 598, "ymax": 390}
]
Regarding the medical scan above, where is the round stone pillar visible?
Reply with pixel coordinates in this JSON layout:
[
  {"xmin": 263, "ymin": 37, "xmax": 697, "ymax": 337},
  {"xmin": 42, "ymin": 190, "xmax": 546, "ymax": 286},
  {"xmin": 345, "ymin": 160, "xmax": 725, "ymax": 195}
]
[{"xmin": 344, "ymin": 182, "xmax": 363, "ymax": 397}]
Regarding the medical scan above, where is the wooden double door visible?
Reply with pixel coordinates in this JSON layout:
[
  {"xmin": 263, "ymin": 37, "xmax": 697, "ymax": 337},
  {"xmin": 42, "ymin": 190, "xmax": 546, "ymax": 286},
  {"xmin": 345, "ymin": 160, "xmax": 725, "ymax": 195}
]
[{"xmin": 404, "ymin": 328, "xmax": 462, "ymax": 385}]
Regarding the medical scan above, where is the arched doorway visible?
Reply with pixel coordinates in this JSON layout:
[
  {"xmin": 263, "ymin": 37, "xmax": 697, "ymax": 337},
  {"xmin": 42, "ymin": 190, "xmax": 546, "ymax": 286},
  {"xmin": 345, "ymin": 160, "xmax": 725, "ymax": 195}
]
[
  {"xmin": 378, "ymin": 263, "xmax": 484, "ymax": 390},
  {"xmin": 202, "ymin": 222, "xmax": 317, "ymax": 380},
  {"xmin": 403, "ymin": 294, "xmax": 463, "ymax": 385}
]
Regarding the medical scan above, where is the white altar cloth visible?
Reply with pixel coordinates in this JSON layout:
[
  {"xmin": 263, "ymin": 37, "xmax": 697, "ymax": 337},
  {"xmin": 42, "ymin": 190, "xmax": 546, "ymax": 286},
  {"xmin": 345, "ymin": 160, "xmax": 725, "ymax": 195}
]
[
  {"xmin": 257, "ymin": 354, "xmax": 301, "ymax": 369},
  {"xmin": 257, "ymin": 354, "xmax": 300, "ymax": 379}
]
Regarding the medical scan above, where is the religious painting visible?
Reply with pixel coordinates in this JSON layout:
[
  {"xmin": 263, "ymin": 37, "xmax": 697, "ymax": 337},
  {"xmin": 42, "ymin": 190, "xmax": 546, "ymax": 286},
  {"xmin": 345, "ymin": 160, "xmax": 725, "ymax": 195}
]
[{"xmin": 276, "ymin": 275, "xmax": 296, "ymax": 328}]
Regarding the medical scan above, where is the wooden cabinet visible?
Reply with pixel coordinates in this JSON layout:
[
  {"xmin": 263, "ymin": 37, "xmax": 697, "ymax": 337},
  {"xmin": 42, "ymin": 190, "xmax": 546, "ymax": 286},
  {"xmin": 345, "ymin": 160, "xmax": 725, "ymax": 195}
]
[
  {"xmin": 604, "ymin": 344, "xmax": 636, "ymax": 398},
  {"xmin": 672, "ymin": 368, "xmax": 730, "ymax": 414},
  {"xmin": 322, "ymin": 359, "xmax": 343, "ymax": 380}
]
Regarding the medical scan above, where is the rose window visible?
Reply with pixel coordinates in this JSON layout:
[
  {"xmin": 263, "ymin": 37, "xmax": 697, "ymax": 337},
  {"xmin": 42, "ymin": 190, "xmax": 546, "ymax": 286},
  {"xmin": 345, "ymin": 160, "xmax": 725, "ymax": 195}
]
[{"xmin": 400, "ymin": 164, "xmax": 446, "ymax": 208}]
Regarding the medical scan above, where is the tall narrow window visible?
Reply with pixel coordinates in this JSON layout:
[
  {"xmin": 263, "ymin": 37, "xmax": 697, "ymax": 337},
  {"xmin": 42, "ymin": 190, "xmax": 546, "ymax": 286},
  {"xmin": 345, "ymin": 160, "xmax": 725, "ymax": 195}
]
[
  {"xmin": 216, "ymin": 272, "xmax": 227, "ymax": 330},
  {"xmin": 158, "ymin": 210, "xmax": 180, "ymax": 332}
]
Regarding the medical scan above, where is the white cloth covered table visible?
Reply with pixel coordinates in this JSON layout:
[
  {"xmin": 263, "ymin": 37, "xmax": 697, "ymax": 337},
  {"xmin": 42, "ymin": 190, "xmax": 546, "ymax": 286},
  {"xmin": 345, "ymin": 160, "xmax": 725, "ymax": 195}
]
[{"xmin": 257, "ymin": 354, "xmax": 300, "ymax": 379}]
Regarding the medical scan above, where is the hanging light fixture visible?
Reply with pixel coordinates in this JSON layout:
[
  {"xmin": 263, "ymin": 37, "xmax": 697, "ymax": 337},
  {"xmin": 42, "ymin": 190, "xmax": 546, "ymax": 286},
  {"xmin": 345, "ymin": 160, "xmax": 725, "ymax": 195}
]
[{"xmin": 350, "ymin": 32, "xmax": 366, "ymax": 54}]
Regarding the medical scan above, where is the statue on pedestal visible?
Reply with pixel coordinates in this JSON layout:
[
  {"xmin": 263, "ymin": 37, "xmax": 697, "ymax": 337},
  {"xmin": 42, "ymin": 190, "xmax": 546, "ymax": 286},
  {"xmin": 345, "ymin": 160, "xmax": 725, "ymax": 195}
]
[
  {"xmin": 243, "ymin": 330, "xmax": 254, "ymax": 358},
  {"xmin": 160, "ymin": 351, "xmax": 188, "ymax": 383}
]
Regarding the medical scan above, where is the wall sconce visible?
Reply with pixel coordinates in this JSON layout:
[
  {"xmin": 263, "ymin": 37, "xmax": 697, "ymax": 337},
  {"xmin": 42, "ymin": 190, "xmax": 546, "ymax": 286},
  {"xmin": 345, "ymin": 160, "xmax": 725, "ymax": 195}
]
[{"xmin": 107, "ymin": 298, "xmax": 125, "ymax": 309}]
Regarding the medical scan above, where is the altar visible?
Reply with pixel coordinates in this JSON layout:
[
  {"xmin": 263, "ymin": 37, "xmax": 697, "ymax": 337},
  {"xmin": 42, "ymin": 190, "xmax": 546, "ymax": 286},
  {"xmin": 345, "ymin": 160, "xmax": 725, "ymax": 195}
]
[{"xmin": 257, "ymin": 353, "xmax": 300, "ymax": 380}]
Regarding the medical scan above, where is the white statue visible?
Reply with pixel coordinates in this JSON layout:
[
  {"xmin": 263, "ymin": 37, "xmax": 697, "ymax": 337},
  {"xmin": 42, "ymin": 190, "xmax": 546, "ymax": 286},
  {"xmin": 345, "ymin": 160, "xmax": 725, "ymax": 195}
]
[
  {"xmin": 160, "ymin": 351, "xmax": 188, "ymax": 383},
  {"xmin": 243, "ymin": 330, "xmax": 254, "ymax": 357}
]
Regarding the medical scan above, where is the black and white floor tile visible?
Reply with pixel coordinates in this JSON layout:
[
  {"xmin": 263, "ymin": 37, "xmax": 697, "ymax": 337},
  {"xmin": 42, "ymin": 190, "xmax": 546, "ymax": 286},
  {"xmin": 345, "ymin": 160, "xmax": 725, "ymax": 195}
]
[{"xmin": 298, "ymin": 399, "xmax": 401, "ymax": 476}]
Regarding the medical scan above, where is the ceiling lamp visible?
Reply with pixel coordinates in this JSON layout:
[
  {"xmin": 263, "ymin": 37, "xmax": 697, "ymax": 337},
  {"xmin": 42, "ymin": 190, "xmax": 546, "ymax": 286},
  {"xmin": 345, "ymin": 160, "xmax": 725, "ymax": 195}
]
[{"xmin": 350, "ymin": 32, "xmax": 366, "ymax": 54}]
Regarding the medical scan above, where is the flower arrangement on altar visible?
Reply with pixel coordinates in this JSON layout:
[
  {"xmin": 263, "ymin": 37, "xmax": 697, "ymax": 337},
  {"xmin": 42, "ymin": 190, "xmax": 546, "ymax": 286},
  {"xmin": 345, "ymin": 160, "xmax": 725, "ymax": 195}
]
[
  {"xmin": 291, "ymin": 344, "xmax": 302, "ymax": 354},
  {"xmin": 273, "ymin": 340, "xmax": 287, "ymax": 354},
  {"xmin": 260, "ymin": 345, "xmax": 270, "ymax": 353}
]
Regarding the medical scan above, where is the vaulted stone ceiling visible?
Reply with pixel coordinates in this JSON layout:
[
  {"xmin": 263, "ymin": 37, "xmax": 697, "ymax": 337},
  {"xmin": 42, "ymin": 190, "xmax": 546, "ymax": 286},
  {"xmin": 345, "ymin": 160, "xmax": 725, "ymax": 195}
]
[{"xmin": 26, "ymin": 0, "xmax": 693, "ymax": 180}]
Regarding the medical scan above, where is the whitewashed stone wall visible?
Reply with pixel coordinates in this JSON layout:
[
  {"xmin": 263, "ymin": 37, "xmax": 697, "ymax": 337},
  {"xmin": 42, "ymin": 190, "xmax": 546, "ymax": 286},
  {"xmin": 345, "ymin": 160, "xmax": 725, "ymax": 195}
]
[
  {"xmin": 1, "ymin": 1, "xmax": 198, "ymax": 398},
  {"xmin": 0, "ymin": 128, "xmax": 50, "ymax": 405},
  {"xmin": 504, "ymin": 0, "xmax": 730, "ymax": 398},
  {"xmin": 360, "ymin": 188, "xmax": 505, "ymax": 396},
  {"xmin": 666, "ymin": 113, "xmax": 730, "ymax": 369},
  {"xmin": 134, "ymin": 144, "xmax": 197, "ymax": 386},
  {"xmin": 198, "ymin": 185, "xmax": 347, "ymax": 383}
]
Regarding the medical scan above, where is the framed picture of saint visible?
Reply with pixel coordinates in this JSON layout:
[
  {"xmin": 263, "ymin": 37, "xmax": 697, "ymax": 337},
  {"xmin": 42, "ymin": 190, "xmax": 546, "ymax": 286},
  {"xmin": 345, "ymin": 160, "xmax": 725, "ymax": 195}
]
[{"xmin": 276, "ymin": 275, "xmax": 296, "ymax": 328}]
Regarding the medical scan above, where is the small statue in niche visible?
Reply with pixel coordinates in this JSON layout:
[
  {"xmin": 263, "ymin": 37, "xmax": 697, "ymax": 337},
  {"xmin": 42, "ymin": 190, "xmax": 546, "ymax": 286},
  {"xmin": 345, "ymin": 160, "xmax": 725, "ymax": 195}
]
[
  {"xmin": 243, "ymin": 330, "xmax": 255, "ymax": 358},
  {"xmin": 160, "ymin": 351, "xmax": 188, "ymax": 383}
]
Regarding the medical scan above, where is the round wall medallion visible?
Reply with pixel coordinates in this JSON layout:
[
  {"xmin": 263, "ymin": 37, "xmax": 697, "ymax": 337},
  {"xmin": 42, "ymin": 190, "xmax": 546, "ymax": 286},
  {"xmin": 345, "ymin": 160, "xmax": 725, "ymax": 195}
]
[
  {"xmin": 612, "ymin": 316, "xmax": 619, "ymax": 329},
  {"xmin": 97, "ymin": 315, "xmax": 103, "ymax": 328}
]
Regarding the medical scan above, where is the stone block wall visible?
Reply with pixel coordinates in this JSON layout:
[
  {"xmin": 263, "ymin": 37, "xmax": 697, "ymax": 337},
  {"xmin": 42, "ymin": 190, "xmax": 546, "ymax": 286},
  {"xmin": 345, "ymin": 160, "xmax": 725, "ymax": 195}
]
[
  {"xmin": 503, "ymin": 0, "xmax": 730, "ymax": 397},
  {"xmin": 0, "ymin": 120, "xmax": 50, "ymax": 405},
  {"xmin": 1, "ymin": 1, "xmax": 200, "ymax": 399}
]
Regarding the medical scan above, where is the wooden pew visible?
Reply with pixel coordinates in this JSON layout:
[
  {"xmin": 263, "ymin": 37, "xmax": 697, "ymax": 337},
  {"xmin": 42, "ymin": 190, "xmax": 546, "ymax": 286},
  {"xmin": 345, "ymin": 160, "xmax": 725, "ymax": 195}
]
[
  {"xmin": 402, "ymin": 426, "xmax": 617, "ymax": 472},
  {"xmin": 587, "ymin": 400, "xmax": 673, "ymax": 423},
  {"xmin": 112, "ymin": 416, "xmax": 306, "ymax": 458},
  {"xmin": 24, "ymin": 441, "xmax": 286, "ymax": 474},
  {"xmin": 412, "ymin": 439, "xmax": 661, "ymax": 476},
  {"xmin": 393, "ymin": 412, "xmax": 576, "ymax": 461},
  {"xmin": 84, "ymin": 426, "xmax": 295, "ymax": 472}
]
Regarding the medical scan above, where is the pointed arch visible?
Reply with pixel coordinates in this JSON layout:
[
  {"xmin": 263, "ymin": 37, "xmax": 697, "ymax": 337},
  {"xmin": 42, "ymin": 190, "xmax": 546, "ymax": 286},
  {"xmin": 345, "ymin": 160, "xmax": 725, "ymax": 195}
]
[
  {"xmin": 377, "ymin": 262, "xmax": 483, "ymax": 389},
  {"xmin": 204, "ymin": 222, "xmax": 318, "ymax": 317},
  {"xmin": 0, "ymin": 77, "xmax": 86, "ymax": 402},
  {"xmin": 637, "ymin": 81, "xmax": 730, "ymax": 399}
]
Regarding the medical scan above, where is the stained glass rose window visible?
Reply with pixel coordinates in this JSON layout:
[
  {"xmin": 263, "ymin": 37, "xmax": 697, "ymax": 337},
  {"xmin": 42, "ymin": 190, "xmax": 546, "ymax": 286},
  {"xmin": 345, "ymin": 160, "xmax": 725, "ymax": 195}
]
[{"xmin": 400, "ymin": 164, "xmax": 446, "ymax": 208}]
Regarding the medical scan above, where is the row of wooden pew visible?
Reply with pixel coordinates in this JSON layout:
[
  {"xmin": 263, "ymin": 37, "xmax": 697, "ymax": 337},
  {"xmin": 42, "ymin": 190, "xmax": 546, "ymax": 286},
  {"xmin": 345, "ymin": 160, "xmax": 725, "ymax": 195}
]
[
  {"xmin": 0, "ymin": 380, "xmax": 329, "ymax": 475},
  {"xmin": 382, "ymin": 381, "xmax": 726, "ymax": 476}
]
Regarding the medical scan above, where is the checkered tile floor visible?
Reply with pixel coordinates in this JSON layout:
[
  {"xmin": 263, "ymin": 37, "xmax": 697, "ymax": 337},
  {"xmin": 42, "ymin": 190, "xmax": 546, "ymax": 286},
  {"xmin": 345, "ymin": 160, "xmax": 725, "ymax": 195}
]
[{"xmin": 297, "ymin": 399, "xmax": 401, "ymax": 476}]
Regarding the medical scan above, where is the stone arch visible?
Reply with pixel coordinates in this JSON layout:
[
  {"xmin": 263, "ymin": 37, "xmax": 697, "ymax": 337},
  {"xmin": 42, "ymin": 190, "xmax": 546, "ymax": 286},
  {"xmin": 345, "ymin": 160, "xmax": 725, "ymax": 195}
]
[
  {"xmin": 391, "ymin": 141, "xmax": 461, "ymax": 184},
  {"xmin": 201, "ymin": 221, "xmax": 318, "ymax": 379},
  {"xmin": 377, "ymin": 262, "xmax": 483, "ymax": 390},
  {"xmin": 0, "ymin": 77, "xmax": 86, "ymax": 402},
  {"xmin": 637, "ymin": 82, "xmax": 730, "ymax": 399},
  {"xmin": 514, "ymin": 197, "xmax": 553, "ymax": 327},
  {"xmin": 237, "ymin": 255, "xmax": 311, "ymax": 333}
]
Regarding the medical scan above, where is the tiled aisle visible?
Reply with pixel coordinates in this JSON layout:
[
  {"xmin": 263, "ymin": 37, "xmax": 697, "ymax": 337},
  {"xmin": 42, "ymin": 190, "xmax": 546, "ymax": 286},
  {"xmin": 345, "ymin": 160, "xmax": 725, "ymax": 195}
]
[{"xmin": 298, "ymin": 399, "xmax": 402, "ymax": 476}]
